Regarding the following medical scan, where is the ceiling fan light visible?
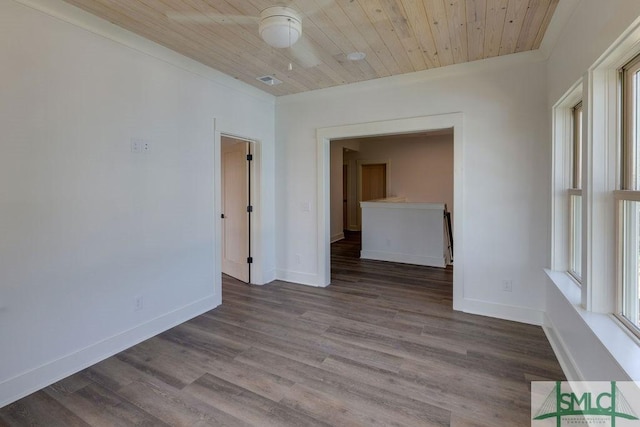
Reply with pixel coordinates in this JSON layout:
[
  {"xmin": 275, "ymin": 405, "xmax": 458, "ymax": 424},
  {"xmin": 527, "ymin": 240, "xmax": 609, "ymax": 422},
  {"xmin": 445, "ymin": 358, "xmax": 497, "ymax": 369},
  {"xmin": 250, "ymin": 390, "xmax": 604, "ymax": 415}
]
[{"xmin": 259, "ymin": 7, "xmax": 302, "ymax": 48}]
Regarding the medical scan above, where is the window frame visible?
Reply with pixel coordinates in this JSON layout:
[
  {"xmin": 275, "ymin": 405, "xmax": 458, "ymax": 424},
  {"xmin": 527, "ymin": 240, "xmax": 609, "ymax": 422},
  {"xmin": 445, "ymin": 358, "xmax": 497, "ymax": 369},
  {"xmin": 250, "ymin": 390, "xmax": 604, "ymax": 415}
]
[
  {"xmin": 549, "ymin": 15, "xmax": 640, "ymax": 376},
  {"xmin": 615, "ymin": 55, "xmax": 640, "ymax": 338},
  {"xmin": 568, "ymin": 101, "xmax": 583, "ymax": 283},
  {"xmin": 550, "ymin": 81, "xmax": 583, "ymax": 282},
  {"xmin": 572, "ymin": 102, "xmax": 583, "ymax": 190},
  {"xmin": 622, "ymin": 55, "xmax": 640, "ymax": 191}
]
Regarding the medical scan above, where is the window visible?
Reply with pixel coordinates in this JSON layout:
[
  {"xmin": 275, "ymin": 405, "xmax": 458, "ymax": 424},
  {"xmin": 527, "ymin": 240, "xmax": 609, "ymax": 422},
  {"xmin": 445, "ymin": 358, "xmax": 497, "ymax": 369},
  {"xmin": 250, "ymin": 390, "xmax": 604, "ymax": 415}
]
[
  {"xmin": 569, "ymin": 102, "xmax": 583, "ymax": 282},
  {"xmin": 617, "ymin": 55, "xmax": 640, "ymax": 335},
  {"xmin": 549, "ymin": 19, "xmax": 640, "ymax": 378}
]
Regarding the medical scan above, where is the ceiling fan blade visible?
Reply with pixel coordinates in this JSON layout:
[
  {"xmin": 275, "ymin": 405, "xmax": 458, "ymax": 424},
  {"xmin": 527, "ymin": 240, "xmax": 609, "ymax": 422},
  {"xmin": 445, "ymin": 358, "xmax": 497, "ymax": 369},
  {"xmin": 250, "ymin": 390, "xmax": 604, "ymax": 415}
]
[
  {"xmin": 311, "ymin": 0, "xmax": 335, "ymax": 13},
  {"xmin": 288, "ymin": 37, "xmax": 322, "ymax": 68},
  {"xmin": 286, "ymin": 0, "xmax": 334, "ymax": 17},
  {"xmin": 166, "ymin": 11, "xmax": 257, "ymax": 25}
]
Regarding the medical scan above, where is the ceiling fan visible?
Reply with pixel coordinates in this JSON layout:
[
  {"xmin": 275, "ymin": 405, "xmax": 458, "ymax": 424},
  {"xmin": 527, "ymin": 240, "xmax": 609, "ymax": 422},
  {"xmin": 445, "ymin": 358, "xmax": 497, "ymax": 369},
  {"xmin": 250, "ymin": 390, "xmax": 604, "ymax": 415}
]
[{"xmin": 166, "ymin": 2, "xmax": 331, "ymax": 70}]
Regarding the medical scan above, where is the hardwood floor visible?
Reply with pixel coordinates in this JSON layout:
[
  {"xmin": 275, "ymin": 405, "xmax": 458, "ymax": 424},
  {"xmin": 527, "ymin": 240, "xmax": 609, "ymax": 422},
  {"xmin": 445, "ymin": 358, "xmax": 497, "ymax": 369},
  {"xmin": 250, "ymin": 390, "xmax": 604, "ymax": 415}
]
[{"xmin": 0, "ymin": 232, "xmax": 564, "ymax": 426}]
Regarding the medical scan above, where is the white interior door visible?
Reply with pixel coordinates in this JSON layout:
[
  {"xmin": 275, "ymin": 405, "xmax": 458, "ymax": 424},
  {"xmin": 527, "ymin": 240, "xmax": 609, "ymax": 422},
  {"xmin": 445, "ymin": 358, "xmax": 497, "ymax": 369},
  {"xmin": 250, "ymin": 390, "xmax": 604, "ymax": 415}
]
[{"xmin": 222, "ymin": 137, "xmax": 249, "ymax": 283}]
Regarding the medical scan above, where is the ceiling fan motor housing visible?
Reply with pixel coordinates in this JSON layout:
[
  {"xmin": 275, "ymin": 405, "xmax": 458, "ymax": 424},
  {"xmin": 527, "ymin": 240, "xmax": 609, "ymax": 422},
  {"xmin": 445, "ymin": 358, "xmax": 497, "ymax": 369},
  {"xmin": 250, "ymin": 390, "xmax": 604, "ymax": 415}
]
[{"xmin": 259, "ymin": 6, "xmax": 302, "ymax": 48}]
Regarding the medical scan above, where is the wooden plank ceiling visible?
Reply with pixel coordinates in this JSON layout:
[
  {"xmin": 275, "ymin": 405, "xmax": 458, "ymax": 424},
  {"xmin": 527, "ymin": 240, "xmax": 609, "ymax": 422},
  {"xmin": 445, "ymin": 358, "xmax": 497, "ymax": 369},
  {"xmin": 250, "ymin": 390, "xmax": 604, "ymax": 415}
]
[{"xmin": 62, "ymin": 0, "xmax": 559, "ymax": 96}]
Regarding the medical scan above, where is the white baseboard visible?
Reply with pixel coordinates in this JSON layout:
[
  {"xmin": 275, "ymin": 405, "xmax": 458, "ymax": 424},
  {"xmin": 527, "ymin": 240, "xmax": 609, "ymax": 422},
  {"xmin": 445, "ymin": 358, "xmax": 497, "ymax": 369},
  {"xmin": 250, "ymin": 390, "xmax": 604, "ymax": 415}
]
[
  {"xmin": 457, "ymin": 297, "xmax": 544, "ymax": 326},
  {"xmin": 542, "ymin": 315, "xmax": 583, "ymax": 381},
  {"xmin": 360, "ymin": 250, "xmax": 445, "ymax": 268},
  {"xmin": 275, "ymin": 269, "xmax": 326, "ymax": 287},
  {"xmin": 252, "ymin": 268, "xmax": 276, "ymax": 285},
  {"xmin": 0, "ymin": 295, "xmax": 218, "ymax": 408},
  {"xmin": 331, "ymin": 232, "xmax": 345, "ymax": 243}
]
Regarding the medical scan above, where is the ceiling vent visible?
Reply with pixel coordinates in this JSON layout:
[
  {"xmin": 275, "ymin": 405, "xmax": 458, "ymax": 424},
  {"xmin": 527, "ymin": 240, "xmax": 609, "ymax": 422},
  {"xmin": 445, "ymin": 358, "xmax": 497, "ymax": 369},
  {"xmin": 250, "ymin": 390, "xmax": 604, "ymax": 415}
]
[{"xmin": 257, "ymin": 75, "xmax": 283, "ymax": 86}]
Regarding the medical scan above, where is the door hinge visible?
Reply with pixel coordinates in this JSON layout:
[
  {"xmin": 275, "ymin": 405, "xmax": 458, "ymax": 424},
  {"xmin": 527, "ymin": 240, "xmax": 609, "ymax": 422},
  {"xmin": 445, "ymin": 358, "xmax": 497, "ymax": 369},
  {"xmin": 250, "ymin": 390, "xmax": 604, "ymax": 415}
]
[
  {"xmin": 247, "ymin": 205, "xmax": 253, "ymax": 213},
  {"xmin": 247, "ymin": 154, "xmax": 253, "ymax": 161},
  {"xmin": 247, "ymin": 257, "xmax": 253, "ymax": 264}
]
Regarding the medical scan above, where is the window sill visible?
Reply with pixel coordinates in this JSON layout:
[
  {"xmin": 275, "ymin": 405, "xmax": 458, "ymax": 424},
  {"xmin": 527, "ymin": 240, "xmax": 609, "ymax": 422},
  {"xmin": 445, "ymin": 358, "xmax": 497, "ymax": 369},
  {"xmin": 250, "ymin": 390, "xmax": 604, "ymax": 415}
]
[{"xmin": 545, "ymin": 269, "xmax": 640, "ymax": 381}]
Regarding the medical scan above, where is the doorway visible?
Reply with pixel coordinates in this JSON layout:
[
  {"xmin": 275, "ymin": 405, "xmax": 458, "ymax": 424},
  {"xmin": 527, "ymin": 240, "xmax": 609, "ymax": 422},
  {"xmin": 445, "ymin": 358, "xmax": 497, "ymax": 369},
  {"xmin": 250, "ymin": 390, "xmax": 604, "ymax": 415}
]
[
  {"xmin": 316, "ymin": 113, "xmax": 463, "ymax": 310},
  {"xmin": 361, "ymin": 163, "xmax": 387, "ymax": 201},
  {"xmin": 221, "ymin": 136, "xmax": 252, "ymax": 283},
  {"xmin": 343, "ymin": 164, "xmax": 348, "ymax": 230},
  {"xmin": 357, "ymin": 162, "xmax": 389, "ymax": 229}
]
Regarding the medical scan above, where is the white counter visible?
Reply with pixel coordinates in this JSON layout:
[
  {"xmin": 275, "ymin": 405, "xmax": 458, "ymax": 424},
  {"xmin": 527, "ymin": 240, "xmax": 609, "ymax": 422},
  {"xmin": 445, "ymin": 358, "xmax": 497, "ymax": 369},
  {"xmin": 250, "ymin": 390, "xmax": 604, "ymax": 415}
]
[{"xmin": 360, "ymin": 199, "xmax": 447, "ymax": 268}]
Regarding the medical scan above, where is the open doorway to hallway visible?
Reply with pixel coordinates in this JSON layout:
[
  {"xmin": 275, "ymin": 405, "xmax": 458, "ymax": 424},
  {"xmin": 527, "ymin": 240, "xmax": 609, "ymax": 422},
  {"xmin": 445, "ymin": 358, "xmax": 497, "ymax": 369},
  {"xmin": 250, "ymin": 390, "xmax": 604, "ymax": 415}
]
[{"xmin": 329, "ymin": 130, "xmax": 454, "ymax": 282}]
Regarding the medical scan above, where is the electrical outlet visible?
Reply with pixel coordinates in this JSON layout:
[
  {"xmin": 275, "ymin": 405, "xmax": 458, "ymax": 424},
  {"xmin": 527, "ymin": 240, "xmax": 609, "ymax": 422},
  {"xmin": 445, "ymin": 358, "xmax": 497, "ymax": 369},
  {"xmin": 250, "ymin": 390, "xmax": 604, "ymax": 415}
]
[
  {"xmin": 142, "ymin": 141, "xmax": 151, "ymax": 152},
  {"xmin": 134, "ymin": 296, "xmax": 144, "ymax": 311},
  {"xmin": 502, "ymin": 280, "xmax": 513, "ymax": 292}
]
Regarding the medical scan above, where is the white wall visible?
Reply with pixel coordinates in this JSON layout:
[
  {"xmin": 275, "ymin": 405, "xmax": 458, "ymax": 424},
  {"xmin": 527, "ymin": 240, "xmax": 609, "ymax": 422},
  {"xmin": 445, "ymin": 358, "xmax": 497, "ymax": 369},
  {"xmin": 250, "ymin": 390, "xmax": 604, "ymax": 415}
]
[
  {"xmin": 276, "ymin": 52, "xmax": 550, "ymax": 324},
  {"xmin": 547, "ymin": 0, "xmax": 640, "ymax": 105},
  {"xmin": 341, "ymin": 134, "xmax": 454, "ymax": 230},
  {"xmin": 0, "ymin": 0, "xmax": 275, "ymax": 406},
  {"xmin": 330, "ymin": 133, "xmax": 454, "ymax": 238},
  {"xmin": 545, "ymin": 0, "xmax": 640, "ymax": 381}
]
